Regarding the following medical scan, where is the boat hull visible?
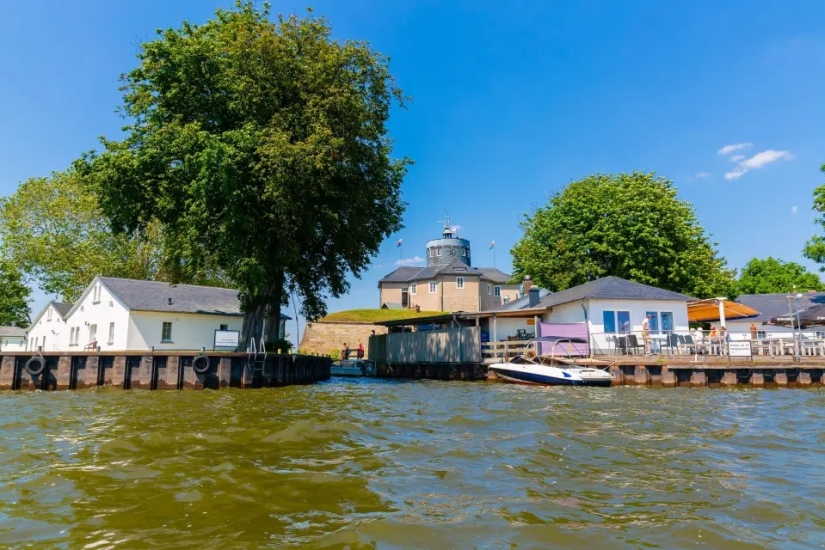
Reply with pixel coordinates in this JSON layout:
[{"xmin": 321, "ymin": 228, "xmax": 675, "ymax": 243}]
[{"xmin": 489, "ymin": 364, "xmax": 613, "ymax": 387}]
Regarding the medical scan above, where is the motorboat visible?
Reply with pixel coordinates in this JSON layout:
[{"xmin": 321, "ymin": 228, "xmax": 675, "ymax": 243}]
[
  {"xmin": 488, "ymin": 336, "xmax": 614, "ymax": 387},
  {"xmin": 330, "ymin": 358, "xmax": 377, "ymax": 377}
]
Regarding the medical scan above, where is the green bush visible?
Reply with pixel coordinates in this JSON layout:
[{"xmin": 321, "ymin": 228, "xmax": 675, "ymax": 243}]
[
  {"xmin": 265, "ymin": 338, "xmax": 293, "ymax": 354},
  {"xmin": 329, "ymin": 349, "xmax": 340, "ymax": 360}
]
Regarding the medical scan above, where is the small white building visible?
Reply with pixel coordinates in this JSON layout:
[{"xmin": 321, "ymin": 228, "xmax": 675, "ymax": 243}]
[
  {"xmin": 26, "ymin": 277, "xmax": 289, "ymax": 352},
  {"xmin": 701, "ymin": 292, "xmax": 825, "ymax": 340},
  {"xmin": 25, "ymin": 302, "xmax": 72, "ymax": 352},
  {"xmin": 0, "ymin": 327, "xmax": 27, "ymax": 352}
]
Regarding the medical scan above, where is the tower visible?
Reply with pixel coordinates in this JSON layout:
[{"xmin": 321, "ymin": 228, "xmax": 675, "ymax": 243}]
[{"xmin": 426, "ymin": 214, "xmax": 471, "ymax": 267}]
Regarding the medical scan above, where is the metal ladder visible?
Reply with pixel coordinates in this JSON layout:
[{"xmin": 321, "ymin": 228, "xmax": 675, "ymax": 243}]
[{"xmin": 247, "ymin": 338, "xmax": 268, "ymax": 383}]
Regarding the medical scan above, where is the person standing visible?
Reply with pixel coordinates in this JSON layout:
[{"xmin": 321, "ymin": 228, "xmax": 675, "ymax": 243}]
[
  {"xmin": 641, "ymin": 315, "xmax": 651, "ymax": 354},
  {"xmin": 357, "ymin": 342, "xmax": 364, "ymax": 359},
  {"xmin": 750, "ymin": 323, "xmax": 758, "ymax": 340}
]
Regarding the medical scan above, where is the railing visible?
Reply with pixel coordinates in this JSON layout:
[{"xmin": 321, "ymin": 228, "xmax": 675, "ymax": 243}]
[
  {"xmin": 481, "ymin": 340, "xmax": 536, "ymax": 362},
  {"xmin": 587, "ymin": 329, "xmax": 825, "ymax": 358}
]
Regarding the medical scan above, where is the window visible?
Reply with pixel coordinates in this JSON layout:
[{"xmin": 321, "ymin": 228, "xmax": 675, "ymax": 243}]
[
  {"xmin": 108, "ymin": 322, "xmax": 115, "ymax": 344},
  {"xmin": 42, "ymin": 336, "xmax": 46, "ymax": 350},
  {"xmin": 75, "ymin": 327, "xmax": 80, "ymax": 345},
  {"xmin": 92, "ymin": 284, "xmax": 101, "ymax": 303},
  {"xmin": 617, "ymin": 311, "xmax": 631, "ymax": 333},
  {"xmin": 429, "ymin": 249, "xmax": 434, "ymax": 258},
  {"xmin": 603, "ymin": 311, "xmax": 617, "ymax": 334},
  {"xmin": 661, "ymin": 312, "xmax": 674, "ymax": 334},
  {"xmin": 411, "ymin": 283, "xmax": 417, "ymax": 295},
  {"xmin": 89, "ymin": 324, "xmax": 97, "ymax": 343},
  {"xmin": 429, "ymin": 282, "xmax": 437, "ymax": 293},
  {"xmin": 34, "ymin": 337, "xmax": 39, "ymax": 350},
  {"xmin": 161, "ymin": 322, "xmax": 173, "ymax": 342},
  {"xmin": 69, "ymin": 327, "xmax": 75, "ymax": 346},
  {"xmin": 436, "ymin": 249, "xmax": 441, "ymax": 256},
  {"xmin": 46, "ymin": 308, "xmax": 52, "ymax": 321},
  {"xmin": 220, "ymin": 324, "xmax": 229, "ymax": 331},
  {"xmin": 487, "ymin": 284, "xmax": 491, "ymax": 295},
  {"xmin": 456, "ymin": 277, "xmax": 465, "ymax": 289},
  {"xmin": 462, "ymin": 249, "xmax": 467, "ymax": 257},
  {"xmin": 758, "ymin": 331, "xmax": 767, "ymax": 339},
  {"xmin": 494, "ymin": 286, "xmax": 501, "ymax": 297}
]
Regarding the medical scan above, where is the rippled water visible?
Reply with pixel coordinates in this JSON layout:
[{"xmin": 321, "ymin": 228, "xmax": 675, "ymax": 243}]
[{"xmin": 1, "ymin": 381, "xmax": 824, "ymax": 549}]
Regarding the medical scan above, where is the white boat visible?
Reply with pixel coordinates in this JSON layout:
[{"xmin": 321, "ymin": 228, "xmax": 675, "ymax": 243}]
[
  {"xmin": 488, "ymin": 336, "xmax": 614, "ymax": 387},
  {"xmin": 330, "ymin": 359, "xmax": 377, "ymax": 377}
]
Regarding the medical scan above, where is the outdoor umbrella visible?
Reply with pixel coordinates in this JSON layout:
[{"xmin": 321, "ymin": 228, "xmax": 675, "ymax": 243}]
[{"xmin": 768, "ymin": 305, "xmax": 825, "ymax": 329}]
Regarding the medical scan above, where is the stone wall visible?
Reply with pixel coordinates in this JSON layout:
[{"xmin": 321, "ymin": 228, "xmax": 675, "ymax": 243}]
[{"xmin": 300, "ymin": 322, "xmax": 388, "ymax": 358}]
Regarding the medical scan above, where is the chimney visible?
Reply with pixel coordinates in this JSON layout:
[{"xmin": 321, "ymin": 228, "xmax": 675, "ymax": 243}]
[
  {"xmin": 523, "ymin": 275, "xmax": 533, "ymax": 295},
  {"xmin": 529, "ymin": 288, "xmax": 540, "ymax": 307},
  {"xmin": 167, "ymin": 297, "xmax": 172, "ymax": 305}
]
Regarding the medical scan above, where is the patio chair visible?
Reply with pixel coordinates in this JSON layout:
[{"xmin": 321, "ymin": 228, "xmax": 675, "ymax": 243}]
[
  {"xmin": 627, "ymin": 334, "xmax": 644, "ymax": 355},
  {"xmin": 667, "ymin": 333, "xmax": 680, "ymax": 354},
  {"xmin": 678, "ymin": 334, "xmax": 692, "ymax": 355},
  {"xmin": 614, "ymin": 335, "xmax": 629, "ymax": 355}
]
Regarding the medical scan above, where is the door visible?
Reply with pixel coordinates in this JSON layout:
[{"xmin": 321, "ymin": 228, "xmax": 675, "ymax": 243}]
[
  {"xmin": 401, "ymin": 288, "xmax": 409, "ymax": 308},
  {"xmin": 89, "ymin": 324, "xmax": 98, "ymax": 345}
]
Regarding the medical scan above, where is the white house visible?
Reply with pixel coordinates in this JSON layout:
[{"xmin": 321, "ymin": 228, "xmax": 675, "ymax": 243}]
[
  {"xmin": 26, "ymin": 277, "xmax": 289, "ymax": 352},
  {"xmin": 25, "ymin": 302, "xmax": 72, "ymax": 352},
  {"xmin": 0, "ymin": 327, "xmax": 27, "ymax": 352}
]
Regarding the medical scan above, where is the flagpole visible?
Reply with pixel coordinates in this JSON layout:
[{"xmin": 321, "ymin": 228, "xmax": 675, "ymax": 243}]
[
  {"xmin": 399, "ymin": 244, "xmax": 402, "ymax": 266},
  {"xmin": 493, "ymin": 246, "xmax": 496, "ymax": 268}
]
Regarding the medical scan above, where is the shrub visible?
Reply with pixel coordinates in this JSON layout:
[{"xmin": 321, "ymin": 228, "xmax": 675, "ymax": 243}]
[{"xmin": 265, "ymin": 338, "xmax": 293, "ymax": 354}]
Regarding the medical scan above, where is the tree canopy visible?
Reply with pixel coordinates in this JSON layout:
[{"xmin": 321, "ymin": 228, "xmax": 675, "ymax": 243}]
[
  {"xmin": 0, "ymin": 170, "xmax": 228, "ymax": 303},
  {"xmin": 0, "ymin": 258, "xmax": 31, "ymax": 327},
  {"xmin": 511, "ymin": 172, "xmax": 734, "ymax": 298},
  {"xmin": 735, "ymin": 257, "xmax": 823, "ymax": 295},
  {"xmin": 804, "ymin": 162, "xmax": 825, "ymax": 269},
  {"xmin": 79, "ymin": 2, "xmax": 409, "ymax": 344}
]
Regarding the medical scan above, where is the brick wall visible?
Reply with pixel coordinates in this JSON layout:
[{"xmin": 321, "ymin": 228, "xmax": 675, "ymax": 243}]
[{"xmin": 299, "ymin": 321, "xmax": 388, "ymax": 358}]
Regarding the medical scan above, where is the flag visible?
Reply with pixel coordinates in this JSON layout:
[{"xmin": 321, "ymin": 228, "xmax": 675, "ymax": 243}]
[
  {"xmin": 489, "ymin": 240, "xmax": 495, "ymax": 249},
  {"xmin": 396, "ymin": 238, "xmax": 402, "ymax": 247}
]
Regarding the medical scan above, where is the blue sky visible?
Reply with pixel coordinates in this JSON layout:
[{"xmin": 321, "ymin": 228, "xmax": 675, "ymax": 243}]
[{"xmin": 2, "ymin": 1, "xmax": 824, "ymax": 345}]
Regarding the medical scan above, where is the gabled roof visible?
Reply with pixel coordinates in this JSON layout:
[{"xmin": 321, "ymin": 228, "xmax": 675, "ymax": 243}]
[
  {"xmin": 65, "ymin": 277, "xmax": 290, "ymax": 319},
  {"xmin": 0, "ymin": 326, "xmax": 26, "ymax": 338},
  {"xmin": 478, "ymin": 268, "xmax": 512, "ymax": 284},
  {"xmin": 732, "ymin": 292, "xmax": 825, "ymax": 324},
  {"xmin": 27, "ymin": 301, "xmax": 73, "ymax": 329},
  {"xmin": 379, "ymin": 262, "xmax": 510, "ymax": 283},
  {"xmin": 536, "ymin": 276, "xmax": 693, "ymax": 309}
]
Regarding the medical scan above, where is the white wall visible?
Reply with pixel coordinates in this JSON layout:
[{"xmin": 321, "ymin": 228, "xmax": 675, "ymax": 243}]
[
  {"xmin": 541, "ymin": 299, "xmax": 689, "ymax": 353},
  {"xmin": 0, "ymin": 337, "xmax": 26, "ymax": 352},
  {"xmin": 129, "ymin": 311, "xmax": 244, "ymax": 351},
  {"xmin": 62, "ymin": 281, "xmax": 132, "ymax": 352},
  {"xmin": 26, "ymin": 303, "xmax": 70, "ymax": 351}
]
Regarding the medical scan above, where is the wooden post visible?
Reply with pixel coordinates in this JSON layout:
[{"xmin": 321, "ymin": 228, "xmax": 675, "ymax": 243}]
[{"xmin": 56, "ymin": 355, "xmax": 72, "ymax": 390}]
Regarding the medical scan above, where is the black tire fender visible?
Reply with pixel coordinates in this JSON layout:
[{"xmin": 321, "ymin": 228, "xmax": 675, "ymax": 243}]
[
  {"xmin": 25, "ymin": 356, "xmax": 46, "ymax": 376},
  {"xmin": 193, "ymin": 355, "xmax": 210, "ymax": 374}
]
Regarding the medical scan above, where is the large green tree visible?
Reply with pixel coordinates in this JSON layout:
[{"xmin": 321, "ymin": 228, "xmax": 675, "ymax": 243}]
[
  {"xmin": 804, "ymin": 162, "xmax": 825, "ymax": 268},
  {"xmin": 735, "ymin": 257, "xmax": 823, "ymax": 295},
  {"xmin": 0, "ymin": 258, "xmax": 31, "ymax": 327},
  {"xmin": 80, "ymin": 3, "xmax": 409, "ymax": 344},
  {"xmin": 511, "ymin": 172, "xmax": 734, "ymax": 298},
  {"xmin": 0, "ymin": 170, "xmax": 228, "ymax": 302}
]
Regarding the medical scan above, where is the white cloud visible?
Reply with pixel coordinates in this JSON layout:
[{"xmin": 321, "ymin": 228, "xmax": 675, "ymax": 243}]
[
  {"xmin": 723, "ymin": 149, "xmax": 795, "ymax": 180},
  {"xmin": 718, "ymin": 143, "xmax": 752, "ymax": 155},
  {"xmin": 396, "ymin": 256, "xmax": 425, "ymax": 266},
  {"xmin": 694, "ymin": 172, "xmax": 711, "ymax": 179},
  {"xmin": 792, "ymin": 205, "xmax": 798, "ymax": 214},
  {"xmin": 730, "ymin": 155, "xmax": 745, "ymax": 162}
]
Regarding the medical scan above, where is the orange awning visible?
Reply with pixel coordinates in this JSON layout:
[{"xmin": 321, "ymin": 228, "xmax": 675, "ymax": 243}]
[{"xmin": 687, "ymin": 299, "xmax": 760, "ymax": 323}]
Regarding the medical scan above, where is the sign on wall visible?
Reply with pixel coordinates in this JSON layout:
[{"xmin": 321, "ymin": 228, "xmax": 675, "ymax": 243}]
[
  {"xmin": 728, "ymin": 341, "xmax": 752, "ymax": 358},
  {"xmin": 214, "ymin": 330, "xmax": 240, "ymax": 349}
]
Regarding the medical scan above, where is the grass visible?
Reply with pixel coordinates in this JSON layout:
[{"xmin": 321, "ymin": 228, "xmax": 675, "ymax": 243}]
[{"xmin": 319, "ymin": 309, "xmax": 445, "ymax": 324}]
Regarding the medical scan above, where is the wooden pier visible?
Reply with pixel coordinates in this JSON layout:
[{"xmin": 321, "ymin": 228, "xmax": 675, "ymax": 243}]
[{"xmin": 0, "ymin": 352, "xmax": 330, "ymax": 390}]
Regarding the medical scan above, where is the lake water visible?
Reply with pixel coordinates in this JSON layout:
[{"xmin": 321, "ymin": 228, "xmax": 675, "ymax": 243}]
[{"xmin": 1, "ymin": 380, "xmax": 824, "ymax": 549}]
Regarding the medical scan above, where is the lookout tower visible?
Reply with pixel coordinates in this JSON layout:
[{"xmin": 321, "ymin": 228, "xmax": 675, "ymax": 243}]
[{"xmin": 426, "ymin": 214, "xmax": 471, "ymax": 267}]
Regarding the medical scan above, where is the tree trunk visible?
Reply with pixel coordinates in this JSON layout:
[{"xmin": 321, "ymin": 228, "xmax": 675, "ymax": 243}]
[{"xmin": 240, "ymin": 272, "xmax": 283, "ymax": 351}]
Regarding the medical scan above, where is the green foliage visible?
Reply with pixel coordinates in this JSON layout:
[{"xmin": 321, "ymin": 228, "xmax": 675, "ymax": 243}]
[
  {"xmin": 265, "ymin": 338, "xmax": 293, "ymax": 354},
  {"xmin": 79, "ymin": 2, "xmax": 409, "ymax": 344},
  {"xmin": 0, "ymin": 258, "xmax": 31, "ymax": 326},
  {"xmin": 511, "ymin": 172, "xmax": 734, "ymax": 298},
  {"xmin": 329, "ymin": 349, "xmax": 340, "ymax": 360},
  {"xmin": 804, "ymin": 163, "xmax": 825, "ymax": 269},
  {"xmin": 0, "ymin": 170, "xmax": 230, "ymax": 302},
  {"xmin": 735, "ymin": 257, "xmax": 824, "ymax": 295},
  {"xmin": 320, "ymin": 309, "xmax": 443, "ymax": 323}
]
